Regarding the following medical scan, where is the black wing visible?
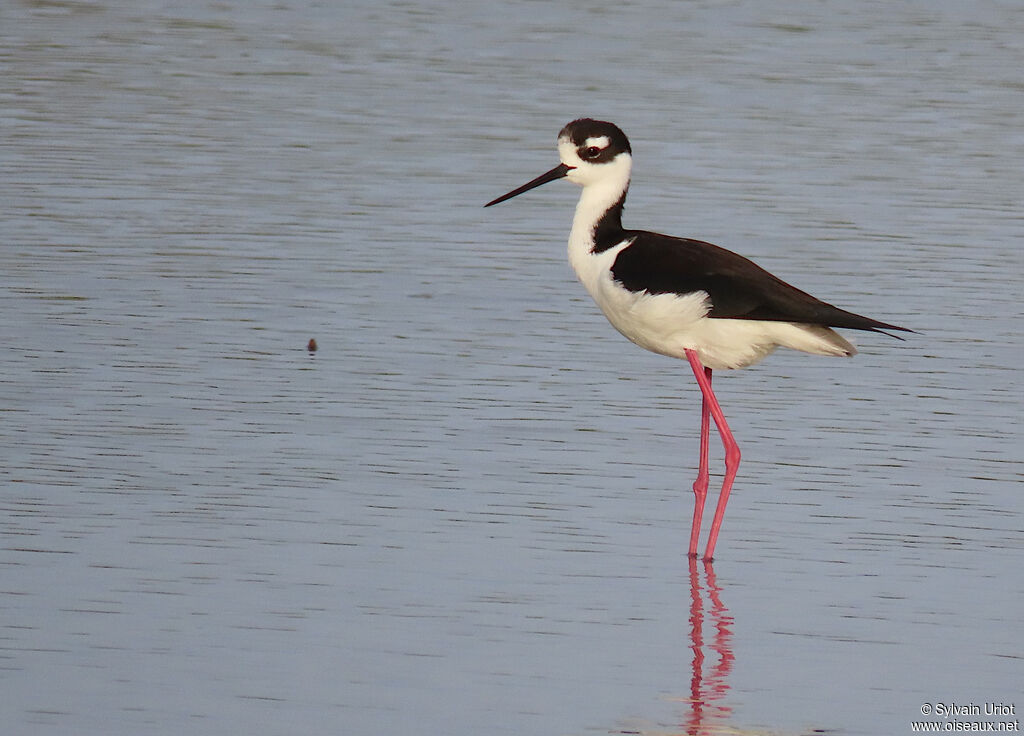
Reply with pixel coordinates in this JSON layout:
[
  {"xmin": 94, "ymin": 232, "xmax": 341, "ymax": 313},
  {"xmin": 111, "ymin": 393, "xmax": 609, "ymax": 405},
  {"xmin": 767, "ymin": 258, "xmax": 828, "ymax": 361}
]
[{"xmin": 610, "ymin": 231, "xmax": 909, "ymax": 334}]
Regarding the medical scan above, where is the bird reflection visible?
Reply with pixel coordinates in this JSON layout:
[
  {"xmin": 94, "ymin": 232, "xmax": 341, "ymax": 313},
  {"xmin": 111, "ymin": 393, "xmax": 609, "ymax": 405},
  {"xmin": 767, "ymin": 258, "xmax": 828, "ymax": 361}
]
[{"xmin": 680, "ymin": 557, "xmax": 734, "ymax": 735}]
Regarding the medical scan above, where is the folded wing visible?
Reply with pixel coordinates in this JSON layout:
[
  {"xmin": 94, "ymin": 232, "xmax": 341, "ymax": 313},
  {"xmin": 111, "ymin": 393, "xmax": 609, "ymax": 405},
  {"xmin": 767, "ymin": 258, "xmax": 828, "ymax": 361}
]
[{"xmin": 610, "ymin": 231, "xmax": 909, "ymax": 334}]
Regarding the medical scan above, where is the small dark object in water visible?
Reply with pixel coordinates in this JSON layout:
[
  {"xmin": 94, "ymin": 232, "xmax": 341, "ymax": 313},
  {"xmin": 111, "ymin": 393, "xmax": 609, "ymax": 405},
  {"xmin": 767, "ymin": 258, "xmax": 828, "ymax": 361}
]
[{"xmin": 307, "ymin": 338, "xmax": 318, "ymax": 353}]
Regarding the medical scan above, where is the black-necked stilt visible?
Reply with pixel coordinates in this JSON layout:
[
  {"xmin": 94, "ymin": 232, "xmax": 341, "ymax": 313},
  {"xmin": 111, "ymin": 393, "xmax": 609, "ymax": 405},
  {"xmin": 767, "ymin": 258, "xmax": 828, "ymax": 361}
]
[{"xmin": 485, "ymin": 118, "xmax": 910, "ymax": 561}]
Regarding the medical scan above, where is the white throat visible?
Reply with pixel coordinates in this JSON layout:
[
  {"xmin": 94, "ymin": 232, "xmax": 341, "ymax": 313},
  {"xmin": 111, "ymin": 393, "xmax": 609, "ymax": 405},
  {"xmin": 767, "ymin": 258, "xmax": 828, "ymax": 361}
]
[{"xmin": 565, "ymin": 152, "xmax": 632, "ymax": 265}]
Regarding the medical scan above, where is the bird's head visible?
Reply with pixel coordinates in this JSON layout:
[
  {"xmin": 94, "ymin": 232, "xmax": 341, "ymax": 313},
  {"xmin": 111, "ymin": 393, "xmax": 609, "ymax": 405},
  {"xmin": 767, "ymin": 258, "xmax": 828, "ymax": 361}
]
[{"xmin": 485, "ymin": 119, "xmax": 632, "ymax": 207}]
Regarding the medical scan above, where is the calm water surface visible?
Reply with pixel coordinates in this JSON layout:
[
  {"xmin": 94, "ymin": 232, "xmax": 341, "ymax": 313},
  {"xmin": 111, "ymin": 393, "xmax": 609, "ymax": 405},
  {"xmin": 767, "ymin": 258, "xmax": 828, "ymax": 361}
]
[{"xmin": 2, "ymin": 1, "xmax": 1021, "ymax": 735}]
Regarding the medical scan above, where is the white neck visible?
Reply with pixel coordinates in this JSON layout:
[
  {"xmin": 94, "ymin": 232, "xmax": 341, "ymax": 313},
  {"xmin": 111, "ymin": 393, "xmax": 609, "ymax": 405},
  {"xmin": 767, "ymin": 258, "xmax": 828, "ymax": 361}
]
[{"xmin": 567, "ymin": 153, "xmax": 632, "ymax": 266}]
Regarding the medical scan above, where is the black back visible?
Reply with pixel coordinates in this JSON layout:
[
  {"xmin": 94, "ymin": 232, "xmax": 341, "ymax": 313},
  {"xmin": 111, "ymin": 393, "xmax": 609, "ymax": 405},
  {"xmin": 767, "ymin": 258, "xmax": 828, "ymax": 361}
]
[{"xmin": 612, "ymin": 231, "xmax": 908, "ymax": 332}]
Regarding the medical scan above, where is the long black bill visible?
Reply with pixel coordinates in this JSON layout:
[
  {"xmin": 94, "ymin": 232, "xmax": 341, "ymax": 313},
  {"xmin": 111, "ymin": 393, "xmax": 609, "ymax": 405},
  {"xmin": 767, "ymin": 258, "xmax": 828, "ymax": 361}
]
[{"xmin": 484, "ymin": 163, "xmax": 573, "ymax": 207}]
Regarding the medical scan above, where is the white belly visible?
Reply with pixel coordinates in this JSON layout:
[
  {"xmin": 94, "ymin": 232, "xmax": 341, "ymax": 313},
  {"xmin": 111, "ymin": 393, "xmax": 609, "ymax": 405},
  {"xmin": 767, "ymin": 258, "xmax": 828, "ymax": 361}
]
[{"xmin": 569, "ymin": 239, "xmax": 856, "ymax": 370}]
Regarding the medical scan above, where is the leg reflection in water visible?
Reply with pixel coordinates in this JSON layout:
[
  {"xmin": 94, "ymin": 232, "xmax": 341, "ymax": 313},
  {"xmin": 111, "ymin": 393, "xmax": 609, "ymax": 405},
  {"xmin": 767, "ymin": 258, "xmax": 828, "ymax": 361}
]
[{"xmin": 682, "ymin": 557, "xmax": 734, "ymax": 735}]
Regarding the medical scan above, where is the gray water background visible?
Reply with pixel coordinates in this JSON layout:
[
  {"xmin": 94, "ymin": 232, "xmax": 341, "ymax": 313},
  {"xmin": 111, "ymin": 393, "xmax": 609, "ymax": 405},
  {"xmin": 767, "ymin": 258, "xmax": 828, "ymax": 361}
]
[{"xmin": 2, "ymin": 1, "xmax": 1022, "ymax": 734}]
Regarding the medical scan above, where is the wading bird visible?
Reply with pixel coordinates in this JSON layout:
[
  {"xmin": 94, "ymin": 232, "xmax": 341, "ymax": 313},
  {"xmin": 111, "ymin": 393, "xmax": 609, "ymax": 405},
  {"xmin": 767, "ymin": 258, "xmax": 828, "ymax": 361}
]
[{"xmin": 485, "ymin": 119, "xmax": 909, "ymax": 560}]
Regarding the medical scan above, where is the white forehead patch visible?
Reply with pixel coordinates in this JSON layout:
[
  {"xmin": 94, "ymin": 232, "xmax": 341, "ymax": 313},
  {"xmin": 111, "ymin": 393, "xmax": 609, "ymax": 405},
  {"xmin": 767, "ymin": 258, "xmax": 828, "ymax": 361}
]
[{"xmin": 584, "ymin": 135, "xmax": 610, "ymax": 149}]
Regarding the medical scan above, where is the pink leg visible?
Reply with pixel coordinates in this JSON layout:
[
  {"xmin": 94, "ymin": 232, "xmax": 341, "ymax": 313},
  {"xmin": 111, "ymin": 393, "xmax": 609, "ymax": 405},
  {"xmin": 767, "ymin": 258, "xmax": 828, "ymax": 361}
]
[
  {"xmin": 685, "ymin": 350, "xmax": 741, "ymax": 561},
  {"xmin": 688, "ymin": 367, "xmax": 712, "ymax": 557}
]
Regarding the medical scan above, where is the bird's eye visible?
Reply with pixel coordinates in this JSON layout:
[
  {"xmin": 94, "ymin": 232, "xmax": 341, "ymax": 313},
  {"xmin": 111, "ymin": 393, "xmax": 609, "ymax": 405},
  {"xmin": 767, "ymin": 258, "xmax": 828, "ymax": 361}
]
[{"xmin": 583, "ymin": 146, "xmax": 601, "ymax": 159}]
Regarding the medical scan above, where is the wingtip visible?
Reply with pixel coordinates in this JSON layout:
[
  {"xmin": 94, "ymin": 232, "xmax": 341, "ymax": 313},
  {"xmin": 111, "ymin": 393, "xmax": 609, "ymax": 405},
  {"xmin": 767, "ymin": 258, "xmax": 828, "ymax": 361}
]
[{"xmin": 873, "ymin": 326, "xmax": 917, "ymax": 341}]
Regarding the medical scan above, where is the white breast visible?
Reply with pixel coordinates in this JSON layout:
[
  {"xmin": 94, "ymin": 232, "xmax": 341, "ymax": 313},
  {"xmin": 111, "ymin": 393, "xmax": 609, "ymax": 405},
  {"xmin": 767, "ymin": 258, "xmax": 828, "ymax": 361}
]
[{"xmin": 570, "ymin": 236, "xmax": 715, "ymax": 355}]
